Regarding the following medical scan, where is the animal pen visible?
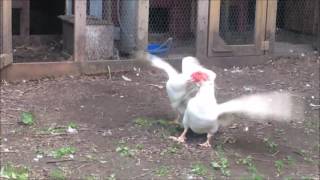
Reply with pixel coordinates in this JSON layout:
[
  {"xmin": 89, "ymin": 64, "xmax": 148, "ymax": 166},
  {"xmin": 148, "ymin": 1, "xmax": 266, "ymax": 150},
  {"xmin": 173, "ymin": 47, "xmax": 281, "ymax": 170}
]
[{"xmin": 0, "ymin": 0, "xmax": 319, "ymax": 81}]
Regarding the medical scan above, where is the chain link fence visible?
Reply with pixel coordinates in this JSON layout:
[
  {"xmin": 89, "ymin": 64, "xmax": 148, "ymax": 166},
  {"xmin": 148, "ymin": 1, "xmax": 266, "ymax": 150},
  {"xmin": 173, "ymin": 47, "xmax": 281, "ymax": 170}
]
[
  {"xmin": 276, "ymin": 0, "xmax": 318, "ymax": 45},
  {"xmin": 148, "ymin": 0, "xmax": 197, "ymax": 57},
  {"xmin": 84, "ymin": 0, "xmax": 198, "ymax": 60},
  {"xmin": 71, "ymin": 0, "xmax": 318, "ymax": 60},
  {"xmin": 219, "ymin": 0, "xmax": 256, "ymax": 45},
  {"xmin": 85, "ymin": 0, "xmax": 138, "ymax": 60}
]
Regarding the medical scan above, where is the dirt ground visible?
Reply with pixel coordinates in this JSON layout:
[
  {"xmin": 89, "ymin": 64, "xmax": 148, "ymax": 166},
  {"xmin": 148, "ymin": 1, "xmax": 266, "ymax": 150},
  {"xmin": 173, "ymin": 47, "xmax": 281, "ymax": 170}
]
[{"xmin": 1, "ymin": 55, "xmax": 319, "ymax": 179}]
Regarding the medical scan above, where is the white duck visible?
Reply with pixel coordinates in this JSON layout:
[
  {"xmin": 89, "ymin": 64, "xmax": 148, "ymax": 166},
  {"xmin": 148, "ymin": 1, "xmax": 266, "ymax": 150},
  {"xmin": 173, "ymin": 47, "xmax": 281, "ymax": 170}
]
[
  {"xmin": 171, "ymin": 70, "xmax": 293, "ymax": 147},
  {"xmin": 147, "ymin": 54, "xmax": 204, "ymax": 123}
]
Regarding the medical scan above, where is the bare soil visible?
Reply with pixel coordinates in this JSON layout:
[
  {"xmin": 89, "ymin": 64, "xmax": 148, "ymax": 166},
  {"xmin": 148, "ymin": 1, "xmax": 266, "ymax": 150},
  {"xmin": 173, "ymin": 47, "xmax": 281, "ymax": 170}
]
[{"xmin": 1, "ymin": 55, "xmax": 319, "ymax": 179}]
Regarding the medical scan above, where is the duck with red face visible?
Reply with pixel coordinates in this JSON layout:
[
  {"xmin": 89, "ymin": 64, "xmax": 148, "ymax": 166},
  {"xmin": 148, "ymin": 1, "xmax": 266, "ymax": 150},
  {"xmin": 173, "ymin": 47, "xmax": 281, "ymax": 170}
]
[
  {"xmin": 146, "ymin": 54, "xmax": 206, "ymax": 124},
  {"xmin": 170, "ymin": 70, "xmax": 293, "ymax": 148}
]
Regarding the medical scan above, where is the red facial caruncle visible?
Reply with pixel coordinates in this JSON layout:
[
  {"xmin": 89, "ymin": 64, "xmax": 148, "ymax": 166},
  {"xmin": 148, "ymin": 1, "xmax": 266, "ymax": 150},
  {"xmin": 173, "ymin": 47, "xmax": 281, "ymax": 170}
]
[{"xmin": 191, "ymin": 71, "xmax": 209, "ymax": 82}]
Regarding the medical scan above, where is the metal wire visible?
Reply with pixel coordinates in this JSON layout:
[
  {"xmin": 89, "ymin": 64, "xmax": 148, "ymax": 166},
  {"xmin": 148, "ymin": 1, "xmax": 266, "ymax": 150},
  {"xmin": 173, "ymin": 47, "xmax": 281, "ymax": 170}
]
[{"xmin": 276, "ymin": 0, "xmax": 318, "ymax": 44}]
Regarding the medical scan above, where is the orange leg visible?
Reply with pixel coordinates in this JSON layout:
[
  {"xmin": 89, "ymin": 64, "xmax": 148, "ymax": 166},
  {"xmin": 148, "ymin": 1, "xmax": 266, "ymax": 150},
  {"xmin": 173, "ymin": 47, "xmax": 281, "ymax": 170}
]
[
  {"xmin": 198, "ymin": 133, "xmax": 213, "ymax": 148},
  {"xmin": 169, "ymin": 128, "xmax": 188, "ymax": 143}
]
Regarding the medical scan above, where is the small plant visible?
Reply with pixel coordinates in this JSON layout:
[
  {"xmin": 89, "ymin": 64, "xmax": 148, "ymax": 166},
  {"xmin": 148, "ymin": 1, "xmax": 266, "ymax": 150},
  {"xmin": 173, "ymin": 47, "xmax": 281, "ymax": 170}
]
[
  {"xmin": 155, "ymin": 166, "xmax": 170, "ymax": 177},
  {"xmin": 274, "ymin": 160, "xmax": 285, "ymax": 175},
  {"xmin": 237, "ymin": 156, "xmax": 264, "ymax": 180},
  {"xmin": 263, "ymin": 138, "xmax": 278, "ymax": 153},
  {"xmin": 135, "ymin": 144, "xmax": 144, "ymax": 150},
  {"xmin": 300, "ymin": 176, "xmax": 314, "ymax": 180},
  {"xmin": 283, "ymin": 177, "xmax": 293, "ymax": 180},
  {"xmin": 45, "ymin": 127, "xmax": 66, "ymax": 134},
  {"xmin": 160, "ymin": 144, "xmax": 181, "ymax": 156},
  {"xmin": 20, "ymin": 112, "xmax": 35, "ymax": 125},
  {"xmin": 296, "ymin": 149, "xmax": 314, "ymax": 163},
  {"xmin": 106, "ymin": 173, "xmax": 116, "ymax": 180},
  {"xmin": 133, "ymin": 118, "xmax": 153, "ymax": 128},
  {"xmin": 51, "ymin": 147, "xmax": 76, "ymax": 158},
  {"xmin": 156, "ymin": 119, "xmax": 172, "ymax": 127},
  {"xmin": 0, "ymin": 164, "xmax": 29, "ymax": 180},
  {"xmin": 67, "ymin": 122, "xmax": 78, "ymax": 129},
  {"xmin": 191, "ymin": 163, "xmax": 208, "ymax": 176},
  {"xmin": 211, "ymin": 157, "xmax": 230, "ymax": 177},
  {"xmin": 211, "ymin": 147, "xmax": 230, "ymax": 176},
  {"xmin": 116, "ymin": 144, "xmax": 135, "ymax": 157},
  {"xmin": 285, "ymin": 156, "xmax": 295, "ymax": 166},
  {"xmin": 49, "ymin": 169, "xmax": 66, "ymax": 180},
  {"xmin": 84, "ymin": 175, "xmax": 98, "ymax": 180}
]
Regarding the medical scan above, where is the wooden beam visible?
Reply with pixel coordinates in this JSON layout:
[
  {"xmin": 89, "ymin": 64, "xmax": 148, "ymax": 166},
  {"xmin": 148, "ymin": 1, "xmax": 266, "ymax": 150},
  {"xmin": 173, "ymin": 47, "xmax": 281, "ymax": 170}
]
[
  {"xmin": 196, "ymin": 0, "xmax": 209, "ymax": 59},
  {"xmin": 265, "ymin": 0, "xmax": 278, "ymax": 54},
  {"xmin": 0, "ymin": 0, "xmax": 2, "ymax": 52},
  {"xmin": 74, "ymin": 0, "xmax": 87, "ymax": 62},
  {"xmin": 0, "ymin": 60, "xmax": 142, "ymax": 81},
  {"xmin": 0, "ymin": 0, "xmax": 13, "ymax": 69},
  {"xmin": 255, "ymin": 0, "xmax": 267, "ymax": 53},
  {"xmin": 135, "ymin": 0, "xmax": 149, "ymax": 58},
  {"xmin": 0, "ymin": 54, "xmax": 269, "ymax": 81},
  {"xmin": 0, "ymin": 54, "xmax": 13, "ymax": 69},
  {"xmin": 1, "ymin": 0, "xmax": 12, "ymax": 54}
]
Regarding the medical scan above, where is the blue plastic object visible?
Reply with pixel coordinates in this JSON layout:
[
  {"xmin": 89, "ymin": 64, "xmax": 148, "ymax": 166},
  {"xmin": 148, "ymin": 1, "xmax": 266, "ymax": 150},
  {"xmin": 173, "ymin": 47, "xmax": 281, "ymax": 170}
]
[
  {"xmin": 147, "ymin": 44, "xmax": 170, "ymax": 54},
  {"xmin": 147, "ymin": 38, "xmax": 173, "ymax": 55}
]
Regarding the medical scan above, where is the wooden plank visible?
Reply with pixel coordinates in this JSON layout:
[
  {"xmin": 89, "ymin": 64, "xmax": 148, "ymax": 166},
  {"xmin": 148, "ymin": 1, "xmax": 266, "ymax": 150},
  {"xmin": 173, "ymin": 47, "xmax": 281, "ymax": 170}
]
[
  {"xmin": 20, "ymin": 0, "xmax": 30, "ymax": 37},
  {"xmin": 1, "ymin": 61, "xmax": 80, "ymax": 81},
  {"xmin": 0, "ymin": 0, "xmax": 2, "ymax": 53},
  {"xmin": 74, "ymin": 0, "xmax": 87, "ymax": 62},
  {"xmin": 254, "ymin": 0, "xmax": 267, "ymax": 53},
  {"xmin": 0, "ymin": 60, "xmax": 142, "ymax": 81},
  {"xmin": 207, "ymin": 0, "xmax": 221, "ymax": 56},
  {"xmin": 135, "ymin": 0, "xmax": 149, "ymax": 58},
  {"xmin": 208, "ymin": 0, "xmax": 267, "ymax": 57},
  {"xmin": 0, "ymin": 0, "xmax": 13, "ymax": 69},
  {"xmin": 196, "ymin": 0, "xmax": 209, "ymax": 59},
  {"xmin": 1, "ymin": 0, "xmax": 12, "ymax": 54},
  {"xmin": 0, "ymin": 54, "xmax": 13, "ymax": 69},
  {"xmin": 265, "ymin": 0, "xmax": 278, "ymax": 54},
  {"xmin": 0, "ymin": 54, "xmax": 268, "ymax": 81}
]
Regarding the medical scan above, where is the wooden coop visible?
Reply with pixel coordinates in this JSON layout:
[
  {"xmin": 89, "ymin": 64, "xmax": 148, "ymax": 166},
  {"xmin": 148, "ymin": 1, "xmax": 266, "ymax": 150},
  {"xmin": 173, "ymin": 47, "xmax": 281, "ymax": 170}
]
[{"xmin": 1, "ymin": 0, "xmax": 319, "ymax": 81}]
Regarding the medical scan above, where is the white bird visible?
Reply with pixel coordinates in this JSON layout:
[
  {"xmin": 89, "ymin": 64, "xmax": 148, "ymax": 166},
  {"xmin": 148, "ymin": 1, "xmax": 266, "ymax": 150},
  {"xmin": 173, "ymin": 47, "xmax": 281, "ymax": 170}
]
[
  {"xmin": 147, "ymin": 54, "xmax": 205, "ymax": 123},
  {"xmin": 170, "ymin": 70, "xmax": 294, "ymax": 148}
]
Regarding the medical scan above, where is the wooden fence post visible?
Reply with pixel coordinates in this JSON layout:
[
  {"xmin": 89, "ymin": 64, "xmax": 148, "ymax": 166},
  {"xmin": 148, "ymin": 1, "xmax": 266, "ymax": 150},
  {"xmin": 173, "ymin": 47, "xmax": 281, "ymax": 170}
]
[
  {"xmin": 0, "ymin": 0, "xmax": 13, "ymax": 69},
  {"xmin": 74, "ymin": 0, "xmax": 87, "ymax": 62},
  {"xmin": 135, "ymin": 0, "xmax": 149, "ymax": 58},
  {"xmin": 196, "ymin": 0, "xmax": 209, "ymax": 59}
]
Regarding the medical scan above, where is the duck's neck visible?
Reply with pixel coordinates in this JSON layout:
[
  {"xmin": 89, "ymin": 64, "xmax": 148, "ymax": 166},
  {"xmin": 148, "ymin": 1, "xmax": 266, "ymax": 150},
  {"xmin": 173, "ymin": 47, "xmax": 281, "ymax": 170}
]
[{"xmin": 196, "ymin": 81, "xmax": 217, "ymax": 104}]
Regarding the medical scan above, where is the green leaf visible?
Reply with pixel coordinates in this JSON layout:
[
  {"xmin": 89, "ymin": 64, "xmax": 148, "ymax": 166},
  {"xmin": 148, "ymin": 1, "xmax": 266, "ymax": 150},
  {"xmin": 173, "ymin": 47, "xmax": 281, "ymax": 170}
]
[
  {"xmin": 0, "ymin": 164, "xmax": 29, "ymax": 180},
  {"xmin": 67, "ymin": 122, "xmax": 78, "ymax": 129},
  {"xmin": 20, "ymin": 112, "xmax": 34, "ymax": 125},
  {"xmin": 52, "ymin": 147, "xmax": 76, "ymax": 158}
]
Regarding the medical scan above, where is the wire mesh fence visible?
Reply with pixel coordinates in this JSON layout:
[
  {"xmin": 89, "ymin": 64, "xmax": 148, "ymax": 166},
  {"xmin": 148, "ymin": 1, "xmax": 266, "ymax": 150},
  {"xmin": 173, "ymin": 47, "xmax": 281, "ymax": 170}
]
[
  {"xmin": 218, "ymin": 0, "xmax": 256, "ymax": 45},
  {"xmin": 85, "ymin": 0, "xmax": 139, "ymax": 60},
  {"xmin": 84, "ymin": 0, "xmax": 198, "ymax": 59},
  {"xmin": 69, "ymin": 0, "xmax": 318, "ymax": 60},
  {"xmin": 148, "ymin": 0, "xmax": 197, "ymax": 56},
  {"xmin": 276, "ymin": 0, "xmax": 318, "ymax": 45}
]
